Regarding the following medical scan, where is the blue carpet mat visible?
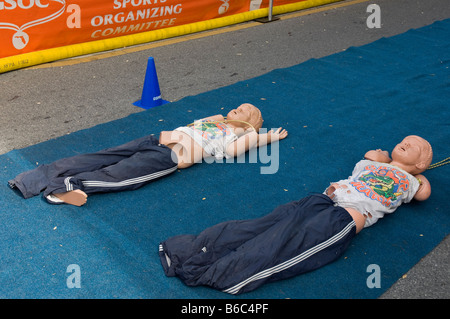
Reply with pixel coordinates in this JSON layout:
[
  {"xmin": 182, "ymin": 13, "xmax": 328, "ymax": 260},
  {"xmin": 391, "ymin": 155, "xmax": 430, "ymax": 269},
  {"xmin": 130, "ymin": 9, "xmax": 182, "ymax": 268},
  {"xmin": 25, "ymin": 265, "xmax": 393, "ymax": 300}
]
[{"xmin": 1, "ymin": 19, "xmax": 449, "ymax": 299}]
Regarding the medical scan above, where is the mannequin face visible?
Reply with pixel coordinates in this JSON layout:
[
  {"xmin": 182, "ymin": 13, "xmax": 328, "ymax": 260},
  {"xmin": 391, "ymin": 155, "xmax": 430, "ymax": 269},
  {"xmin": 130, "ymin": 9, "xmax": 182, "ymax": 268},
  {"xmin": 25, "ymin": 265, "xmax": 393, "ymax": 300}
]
[
  {"xmin": 391, "ymin": 135, "xmax": 432, "ymax": 173},
  {"xmin": 226, "ymin": 104, "xmax": 263, "ymax": 130}
]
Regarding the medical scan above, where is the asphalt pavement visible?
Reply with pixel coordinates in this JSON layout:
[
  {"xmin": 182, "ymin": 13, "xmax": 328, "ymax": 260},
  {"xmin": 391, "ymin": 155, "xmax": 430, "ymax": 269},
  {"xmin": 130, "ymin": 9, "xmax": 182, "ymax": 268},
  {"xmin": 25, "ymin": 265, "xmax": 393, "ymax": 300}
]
[{"xmin": 1, "ymin": 0, "xmax": 449, "ymax": 298}]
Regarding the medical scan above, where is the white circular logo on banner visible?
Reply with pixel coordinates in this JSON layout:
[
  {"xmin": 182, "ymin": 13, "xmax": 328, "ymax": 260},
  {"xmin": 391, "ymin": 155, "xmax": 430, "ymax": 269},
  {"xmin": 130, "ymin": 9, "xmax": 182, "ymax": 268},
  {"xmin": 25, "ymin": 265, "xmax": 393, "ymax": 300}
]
[
  {"xmin": 218, "ymin": 0, "xmax": 229, "ymax": 15},
  {"xmin": 12, "ymin": 30, "xmax": 29, "ymax": 49},
  {"xmin": 0, "ymin": 0, "xmax": 66, "ymax": 50}
]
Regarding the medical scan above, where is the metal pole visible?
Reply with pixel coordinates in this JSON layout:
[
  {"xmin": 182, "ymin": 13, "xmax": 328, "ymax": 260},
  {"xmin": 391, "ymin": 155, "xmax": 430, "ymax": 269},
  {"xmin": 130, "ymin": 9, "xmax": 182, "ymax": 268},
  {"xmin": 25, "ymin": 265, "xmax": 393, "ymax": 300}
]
[
  {"xmin": 255, "ymin": 0, "xmax": 279, "ymax": 23},
  {"xmin": 268, "ymin": 0, "xmax": 273, "ymax": 21}
]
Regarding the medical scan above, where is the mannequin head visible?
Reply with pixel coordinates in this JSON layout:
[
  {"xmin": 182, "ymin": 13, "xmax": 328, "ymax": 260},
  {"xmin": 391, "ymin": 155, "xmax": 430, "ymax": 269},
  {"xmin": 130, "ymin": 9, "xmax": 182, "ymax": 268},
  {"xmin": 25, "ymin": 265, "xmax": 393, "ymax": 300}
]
[
  {"xmin": 390, "ymin": 135, "xmax": 432, "ymax": 175},
  {"xmin": 226, "ymin": 103, "xmax": 264, "ymax": 131}
]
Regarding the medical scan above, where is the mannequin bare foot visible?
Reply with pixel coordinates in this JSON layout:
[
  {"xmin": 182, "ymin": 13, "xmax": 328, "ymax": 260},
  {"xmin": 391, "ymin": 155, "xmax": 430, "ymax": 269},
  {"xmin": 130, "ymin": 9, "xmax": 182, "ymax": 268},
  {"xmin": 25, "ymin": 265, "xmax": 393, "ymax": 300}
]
[{"xmin": 54, "ymin": 189, "xmax": 88, "ymax": 206}]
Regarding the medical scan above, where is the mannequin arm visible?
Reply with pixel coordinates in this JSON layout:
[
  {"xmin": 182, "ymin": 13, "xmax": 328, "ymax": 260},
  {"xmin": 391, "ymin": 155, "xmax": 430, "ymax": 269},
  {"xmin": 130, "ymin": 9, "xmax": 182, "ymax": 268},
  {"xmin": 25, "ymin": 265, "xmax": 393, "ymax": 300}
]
[
  {"xmin": 414, "ymin": 174, "xmax": 431, "ymax": 201},
  {"xmin": 364, "ymin": 149, "xmax": 391, "ymax": 163},
  {"xmin": 225, "ymin": 128, "xmax": 288, "ymax": 157},
  {"xmin": 226, "ymin": 131, "xmax": 258, "ymax": 157},
  {"xmin": 257, "ymin": 128, "xmax": 288, "ymax": 147}
]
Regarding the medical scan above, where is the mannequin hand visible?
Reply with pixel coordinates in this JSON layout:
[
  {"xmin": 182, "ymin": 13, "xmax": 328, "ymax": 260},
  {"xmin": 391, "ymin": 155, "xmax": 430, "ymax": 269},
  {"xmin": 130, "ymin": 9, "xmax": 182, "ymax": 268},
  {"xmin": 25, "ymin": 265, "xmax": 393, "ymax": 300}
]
[
  {"xmin": 255, "ymin": 128, "xmax": 288, "ymax": 147},
  {"xmin": 263, "ymin": 128, "xmax": 288, "ymax": 144},
  {"xmin": 364, "ymin": 149, "xmax": 391, "ymax": 163}
]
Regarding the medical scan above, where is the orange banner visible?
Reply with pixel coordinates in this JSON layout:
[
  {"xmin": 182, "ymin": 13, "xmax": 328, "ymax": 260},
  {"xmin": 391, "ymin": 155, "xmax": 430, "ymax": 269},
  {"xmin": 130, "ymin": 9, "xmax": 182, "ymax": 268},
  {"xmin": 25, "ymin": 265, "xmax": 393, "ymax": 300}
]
[
  {"xmin": 0, "ymin": 0, "xmax": 307, "ymax": 59},
  {"xmin": 0, "ymin": 0, "xmax": 250, "ymax": 59}
]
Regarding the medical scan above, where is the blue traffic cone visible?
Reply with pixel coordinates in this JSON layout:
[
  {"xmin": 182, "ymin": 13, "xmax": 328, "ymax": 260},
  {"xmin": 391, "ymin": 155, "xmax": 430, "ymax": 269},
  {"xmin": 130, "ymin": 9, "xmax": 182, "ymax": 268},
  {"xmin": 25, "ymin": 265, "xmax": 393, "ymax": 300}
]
[{"xmin": 133, "ymin": 57, "xmax": 169, "ymax": 109}]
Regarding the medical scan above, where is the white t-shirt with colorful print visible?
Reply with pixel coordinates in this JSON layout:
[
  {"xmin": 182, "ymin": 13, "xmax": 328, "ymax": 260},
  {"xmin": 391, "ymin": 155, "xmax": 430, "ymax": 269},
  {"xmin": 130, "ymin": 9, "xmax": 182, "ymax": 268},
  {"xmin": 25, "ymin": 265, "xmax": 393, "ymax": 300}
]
[
  {"xmin": 326, "ymin": 160, "xmax": 420, "ymax": 228},
  {"xmin": 175, "ymin": 120, "xmax": 238, "ymax": 160}
]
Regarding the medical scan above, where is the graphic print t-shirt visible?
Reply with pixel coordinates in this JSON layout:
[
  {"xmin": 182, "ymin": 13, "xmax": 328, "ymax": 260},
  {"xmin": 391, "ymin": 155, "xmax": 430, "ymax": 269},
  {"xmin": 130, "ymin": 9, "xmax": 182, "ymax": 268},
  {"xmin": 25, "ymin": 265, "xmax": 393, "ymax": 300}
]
[
  {"xmin": 327, "ymin": 160, "xmax": 420, "ymax": 228},
  {"xmin": 175, "ymin": 120, "xmax": 237, "ymax": 159}
]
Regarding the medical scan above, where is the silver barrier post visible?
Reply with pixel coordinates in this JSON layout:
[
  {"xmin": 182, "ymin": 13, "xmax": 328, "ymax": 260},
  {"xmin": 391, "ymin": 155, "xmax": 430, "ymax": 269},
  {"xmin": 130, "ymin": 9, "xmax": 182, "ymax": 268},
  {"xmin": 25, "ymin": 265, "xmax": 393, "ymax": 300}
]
[
  {"xmin": 255, "ymin": 0, "xmax": 279, "ymax": 23},
  {"xmin": 268, "ymin": 0, "xmax": 274, "ymax": 21}
]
